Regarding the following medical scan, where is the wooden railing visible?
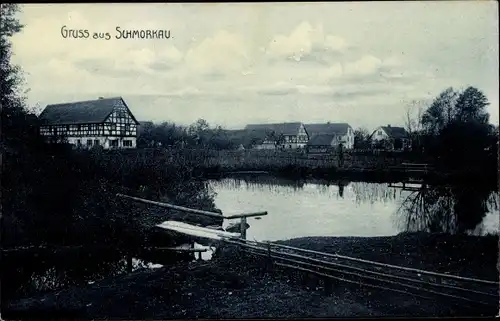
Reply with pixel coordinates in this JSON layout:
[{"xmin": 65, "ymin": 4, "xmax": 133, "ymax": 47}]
[
  {"xmin": 222, "ymin": 238, "xmax": 498, "ymax": 308},
  {"xmin": 400, "ymin": 163, "xmax": 433, "ymax": 173},
  {"xmin": 116, "ymin": 193, "xmax": 268, "ymax": 239}
]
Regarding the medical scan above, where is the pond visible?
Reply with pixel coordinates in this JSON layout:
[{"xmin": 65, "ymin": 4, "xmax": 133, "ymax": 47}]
[
  {"xmin": 208, "ymin": 175, "xmax": 499, "ymax": 242},
  {"xmin": 5, "ymin": 175, "xmax": 497, "ymax": 300}
]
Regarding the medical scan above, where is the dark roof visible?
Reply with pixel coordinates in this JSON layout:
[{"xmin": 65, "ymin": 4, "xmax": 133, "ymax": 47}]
[
  {"xmin": 381, "ymin": 126, "xmax": 409, "ymax": 139},
  {"xmin": 307, "ymin": 134, "xmax": 336, "ymax": 146},
  {"xmin": 305, "ymin": 123, "xmax": 351, "ymax": 136},
  {"xmin": 245, "ymin": 122, "xmax": 303, "ymax": 136},
  {"xmin": 39, "ymin": 97, "xmax": 138, "ymax": 125}
]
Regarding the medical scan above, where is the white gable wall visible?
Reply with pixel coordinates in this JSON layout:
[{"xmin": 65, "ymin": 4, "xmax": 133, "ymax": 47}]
[
  {"xmin": 333, "ymin": 126, "xmax": 355, "ymax": 149},
  {"xmin": 371, "ymin": 127, "xmax": 389, "ymax": 142}
]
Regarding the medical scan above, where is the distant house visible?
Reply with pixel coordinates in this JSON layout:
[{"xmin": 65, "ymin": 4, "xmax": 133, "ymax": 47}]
[
  {"xmin": 39, "ymin": 97, "xmax": 139, "ymax": 149},
  {"xmin": 306, "ymin": 134, "xmax": 336, "ymax": 154},
  {"xmin": 370, "ymin": 125, "xmax": 411, "ymax": 150},
  {"xmin": 244, "ymin": 122, "xmax": 309, "ymax": 150},
  {"xmin": 304, "ymin": 122, "xmax": 355, "ymax": 149}
]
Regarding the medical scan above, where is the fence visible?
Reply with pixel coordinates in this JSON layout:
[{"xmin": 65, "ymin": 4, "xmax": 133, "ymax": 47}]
[
  {"xmin": 225, "ymin": 238, "xmax": 498, "ymax": 308},
  {"xmin": 116, "ymin": 193, "xmax": 498, "ymax": 309}
]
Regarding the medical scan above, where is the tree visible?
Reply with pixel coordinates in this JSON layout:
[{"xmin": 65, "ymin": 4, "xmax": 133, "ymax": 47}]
[
  {"xmin": 421, "ymin": 87, "xmax": 458, "ymax": 136},
  {"xmin": 454, "ymin": 86, "xmax": 490, "ymax": 124},
  {"xmin": 137, "ymin": 122, "xmax": 155, "ymax": 147},
  {"xmin": 265, "ymin": 129, "xmax": 285, "ymax": 148},
  {"xmin": 404, "ymin": 100, "xmax": 426, "ymax": 135},
  {"xmin": 353, "ymin": 127, "xmax": 370, "ymax": 149},
  {"xmin": 419, "ymin": 86, "xmax": 495, "ymax": 177},
  {"xmin": 403, "ymin": 100, "xmax": 427, "ymax": 153},
  {"xmin": 1, "ymin": 4, "xmax": 38, "ymax": 147}
]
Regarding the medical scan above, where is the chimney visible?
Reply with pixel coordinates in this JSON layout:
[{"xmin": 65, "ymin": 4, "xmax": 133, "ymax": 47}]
[
  {"xmin": 387, "ymin": 124, "xmax": 391, "ymax": 127},
  {"xmin": 98, "ymin": 97, "xmax": 104, "ymax": 100}
]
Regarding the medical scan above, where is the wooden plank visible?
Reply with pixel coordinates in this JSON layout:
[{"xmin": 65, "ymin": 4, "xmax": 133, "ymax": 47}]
[
  {"xmin": 224, "ymin": 212, "xmax": 268, "ymax": 219},
  {"xmin": 117, "ymin": 193, "xmax": 224, "ymax": 219},
  {"xmin": 156, "ymin": 221, "xmax": 241, "ymax": 240},
  {"xmin": 401, "ymin": 163, "xmax": 429, "ymax": 167},
  {"xmin": 149, "ymin": 247, "xmax": 208, "ymax": 253},
  {"xmin": 117, "ymin": 193, "xmax": 266, "ymax": 220}
]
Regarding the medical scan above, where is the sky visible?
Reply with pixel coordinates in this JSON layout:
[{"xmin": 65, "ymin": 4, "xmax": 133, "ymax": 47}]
[{"xmin": 10, "ymin": 2, "xmax": 499, "ymax": 131}]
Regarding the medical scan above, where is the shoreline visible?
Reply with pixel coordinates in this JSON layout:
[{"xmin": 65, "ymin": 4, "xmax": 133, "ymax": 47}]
[
  {"xmin": 201, "ymin": 167, "xmax": 497, "ymax": 187},
  {"xmin": 3, "ymin": 232, "xmax": 498, "ymax": 319}
]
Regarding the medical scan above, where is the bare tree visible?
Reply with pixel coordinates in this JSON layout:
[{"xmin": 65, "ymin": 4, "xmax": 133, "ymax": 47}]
[
  {"xmin": 403, "ymin": 99, "xmax": 428, "ymax": 151},
  {"xmin": 404, "ymin": 99, "xmax": 426, "ymax": 136},
  {"xmin": 353, "ymin": 127, "xmax": 370, "ymax": 149}
]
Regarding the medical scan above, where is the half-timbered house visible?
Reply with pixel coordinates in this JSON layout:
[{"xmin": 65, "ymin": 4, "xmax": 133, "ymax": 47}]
[
  {"xmin": 39, "ymin": 97, "xmax": 139, "ymax": 149},
  {"xmin": 245, "ymin": 122, "xmax": 309, "ymax": 149}
]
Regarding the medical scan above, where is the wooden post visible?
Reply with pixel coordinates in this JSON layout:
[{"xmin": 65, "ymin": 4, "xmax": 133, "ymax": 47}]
[
  {"xmin": 266, "ymin": 242, "xmax": 272, "ymax": 271},
  {"xmin": 240, "ymin": 216, "xmax": 247, "ymax": 240}
]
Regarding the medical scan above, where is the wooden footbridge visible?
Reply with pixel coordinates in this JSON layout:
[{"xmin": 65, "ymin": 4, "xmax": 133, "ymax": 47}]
[
  {"xmin": 118, "ymin": 193, "xmax": 498, "ymax": 310},
  {"xmin": 388, "ymin": 163, "xmax": 434, "ymax": 184}
]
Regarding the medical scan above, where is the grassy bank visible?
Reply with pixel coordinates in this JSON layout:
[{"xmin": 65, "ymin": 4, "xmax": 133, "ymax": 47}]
[
  {"xmin": 116, "ymin": 148, "xmax": 421, "ymax": 172},
  {"xmin": 3, "ymin": 232, "xmax": 497, "ymax": 319},
  {"xmin": 111, "ymin": 148, "xmax": 497, "ymax": 186}
]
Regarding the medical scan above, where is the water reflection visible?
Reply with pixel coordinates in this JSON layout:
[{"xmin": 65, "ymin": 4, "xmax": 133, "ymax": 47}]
[
  {"xmin": 395, "ymin": 183, "xmax": 499, "ymax": 235},
  {"xmin": 210, "ymin": 175, "xmax": 370, "ymax": 200},
  {"xmin": 3, "ymin": 252, "xmax": 130, "ymax": 300},
  {"xmin": 209, "ymin": 176, "xmax": 498, "ymax": 241}
]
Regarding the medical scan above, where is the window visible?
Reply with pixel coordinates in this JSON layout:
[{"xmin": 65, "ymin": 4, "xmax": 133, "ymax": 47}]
[
  {"xmin": 123, "ymin": 140, "xmax": 132, "ymax": 147},
  {"xmin": 94, "ymin": 139, "xmax": 100, "ymax": 146},
  {"xmin": 77, "ymin": 139, "xmax": 81, "ymax": 146},
  {"xmin": 87, "ymin": 139, "xmax": 93, "ymax": 146},
  {"xmin": 110, "ymin": 140, "xmax": 119, "ymax": 147},
  {"xmin": 378, "ymin": 130, "xmax": 383, "ymax": 135}
]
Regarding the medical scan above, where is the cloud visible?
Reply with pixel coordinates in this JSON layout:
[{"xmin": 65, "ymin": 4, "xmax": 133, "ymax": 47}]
[
  {"xmin": 11, "ymin": 3, "xmax": 498, "ymax": 130},
  {"xmin": 344, "ymin": 55, "xmax": 383, "ymax": 77},
  {"xmin": 318, "ymin": 62, "xmax": 343, "ymax": 80},
  {"xmin": 266, "ymin": 21, "xmax": 348, "ymax": 64},
  {"xmin": 255, "ymin": 82, "xmax": 298, "ymax": 96},
  {"xmin": 148, "ymin": 46, "xmax": 184, "ymax": 70},
  {"xmin": 184, "ymin": 30, "xmax": 251, "ymax": 76}
]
